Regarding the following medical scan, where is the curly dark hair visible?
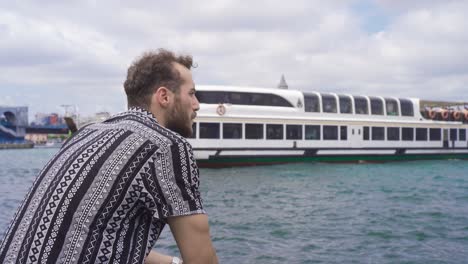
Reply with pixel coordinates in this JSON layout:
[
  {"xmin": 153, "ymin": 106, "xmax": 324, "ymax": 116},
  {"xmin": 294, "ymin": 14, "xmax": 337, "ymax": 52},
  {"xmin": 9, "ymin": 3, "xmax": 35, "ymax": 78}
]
[{"xmin": 124, "ymin": 49, "xmax": 194, "ymax": 109}]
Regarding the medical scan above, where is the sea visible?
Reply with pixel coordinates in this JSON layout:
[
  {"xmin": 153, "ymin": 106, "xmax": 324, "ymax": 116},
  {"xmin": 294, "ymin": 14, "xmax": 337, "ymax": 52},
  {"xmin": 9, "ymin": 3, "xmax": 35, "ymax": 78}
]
[{"xmin": 0, "ymin": 148, "xmax": 467, "ymax": 264}]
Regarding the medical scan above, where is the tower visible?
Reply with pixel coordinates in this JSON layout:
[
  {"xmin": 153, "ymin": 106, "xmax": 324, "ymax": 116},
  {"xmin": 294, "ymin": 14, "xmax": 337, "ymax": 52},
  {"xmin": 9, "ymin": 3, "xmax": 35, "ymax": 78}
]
[{"xmin": 278, "ymin": 74, "xmax": 288, "ymax": 89}]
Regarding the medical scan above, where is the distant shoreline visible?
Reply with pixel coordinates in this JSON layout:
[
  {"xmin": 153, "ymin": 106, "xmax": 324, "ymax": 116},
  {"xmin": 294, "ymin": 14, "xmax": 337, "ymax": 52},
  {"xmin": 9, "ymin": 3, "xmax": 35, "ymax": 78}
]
[{"xmin": 0, "ymin": 143, "xmax": 34, "ymax": 150}]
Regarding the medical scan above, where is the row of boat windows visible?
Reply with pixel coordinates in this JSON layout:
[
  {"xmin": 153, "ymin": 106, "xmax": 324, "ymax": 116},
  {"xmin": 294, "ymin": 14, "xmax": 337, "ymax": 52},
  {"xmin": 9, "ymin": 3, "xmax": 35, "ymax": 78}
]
[
  {"xmin": 304, "ymin": 94, "xmax": 414, "ymax": 116},
  {"xmin": 196, "ymin": 91, "xmax": 293, "ymax": 107},
  {"xmin": 191, "ymin": 122, "xmax": 467, "ymax": 141},
  {"xmin": 192, "ymin": 122, "xmax": 338, "ymax": 140},
  {"xmin": 363, "ymin": 127, "xmax": 466, "ymax": 141},
  {"xmin": 195, "ymin": 91, "xmax": 414, "ymax": 116}
]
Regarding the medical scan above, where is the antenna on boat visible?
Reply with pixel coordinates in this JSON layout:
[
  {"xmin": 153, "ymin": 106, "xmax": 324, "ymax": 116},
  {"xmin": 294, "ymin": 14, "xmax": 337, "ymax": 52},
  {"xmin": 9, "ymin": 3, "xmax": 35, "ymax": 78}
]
[{"xmin": 278, "ymin": 74, "xmax": 288, "ymax": 89}]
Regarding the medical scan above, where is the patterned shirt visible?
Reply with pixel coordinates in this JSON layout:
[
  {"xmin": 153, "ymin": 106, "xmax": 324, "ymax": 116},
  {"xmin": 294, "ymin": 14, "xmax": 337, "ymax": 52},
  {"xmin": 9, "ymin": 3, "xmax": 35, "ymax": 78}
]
[{"xmin": 0, "ymin": 108, "xmax": 205, "ymax": 264}]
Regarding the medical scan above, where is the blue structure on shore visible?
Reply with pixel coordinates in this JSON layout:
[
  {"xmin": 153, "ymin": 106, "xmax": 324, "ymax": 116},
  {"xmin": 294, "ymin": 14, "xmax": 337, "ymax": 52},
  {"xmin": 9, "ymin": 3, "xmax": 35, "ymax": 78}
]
[{"xmin": 0, "ymin": 106, "xmax": 28, "ymax": 144}]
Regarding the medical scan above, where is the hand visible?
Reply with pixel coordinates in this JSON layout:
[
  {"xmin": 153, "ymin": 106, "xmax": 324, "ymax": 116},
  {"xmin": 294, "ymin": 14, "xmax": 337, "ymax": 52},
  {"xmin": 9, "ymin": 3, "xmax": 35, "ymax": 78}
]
[{"xmin": 145, "ymin": 250, "xmax": 180, "ymax": 264}]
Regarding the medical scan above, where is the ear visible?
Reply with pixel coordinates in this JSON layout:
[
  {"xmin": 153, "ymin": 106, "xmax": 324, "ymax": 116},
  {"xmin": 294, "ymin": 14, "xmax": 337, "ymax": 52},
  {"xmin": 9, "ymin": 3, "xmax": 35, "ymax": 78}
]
[{"xmin": 153, "ymin": 86, "xmax": 173, "ymax": 108}]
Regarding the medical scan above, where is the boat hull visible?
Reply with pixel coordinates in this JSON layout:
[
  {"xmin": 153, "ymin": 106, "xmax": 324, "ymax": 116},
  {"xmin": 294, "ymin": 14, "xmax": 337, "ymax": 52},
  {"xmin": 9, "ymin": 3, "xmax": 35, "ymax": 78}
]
[{"xmin": 195, "ymin": 150, "xmax": 468, "ymax": 168}]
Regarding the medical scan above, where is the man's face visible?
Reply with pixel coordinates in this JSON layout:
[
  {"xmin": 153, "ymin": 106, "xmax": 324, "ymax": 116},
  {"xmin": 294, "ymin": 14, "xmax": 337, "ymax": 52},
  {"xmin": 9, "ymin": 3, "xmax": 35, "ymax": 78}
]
[{"xmin": 165, "ymin": 63, "xmax": 199, "ymax": 137}]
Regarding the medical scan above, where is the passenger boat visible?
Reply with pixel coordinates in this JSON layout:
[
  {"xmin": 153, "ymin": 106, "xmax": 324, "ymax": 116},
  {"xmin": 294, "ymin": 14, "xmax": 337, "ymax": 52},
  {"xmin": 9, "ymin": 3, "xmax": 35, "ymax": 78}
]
[{"xmin": 188, "ymin": 83, "xmax": 468, "ymax": 168}]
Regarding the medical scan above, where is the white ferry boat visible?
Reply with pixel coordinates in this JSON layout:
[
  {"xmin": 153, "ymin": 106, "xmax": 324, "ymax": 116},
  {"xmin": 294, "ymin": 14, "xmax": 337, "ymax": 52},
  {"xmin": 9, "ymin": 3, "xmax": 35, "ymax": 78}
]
[{"xmin": 188, "ymin": 84, "xmax": 468, "ymax": 168}]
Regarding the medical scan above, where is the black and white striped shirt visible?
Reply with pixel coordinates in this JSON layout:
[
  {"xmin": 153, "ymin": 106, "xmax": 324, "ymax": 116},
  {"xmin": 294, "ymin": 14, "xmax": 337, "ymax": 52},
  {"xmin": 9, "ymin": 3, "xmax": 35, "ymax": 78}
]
[{"xmin": 0, "ymin": 108, "xmax": 204, "ymax": 264}]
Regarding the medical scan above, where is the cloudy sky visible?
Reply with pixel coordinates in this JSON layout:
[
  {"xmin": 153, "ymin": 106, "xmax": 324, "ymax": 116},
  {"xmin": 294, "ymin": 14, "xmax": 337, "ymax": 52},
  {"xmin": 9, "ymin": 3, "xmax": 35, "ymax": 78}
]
[{"xmin": 1, "ymin": 0, "xmax": 467, "ymax": 120}]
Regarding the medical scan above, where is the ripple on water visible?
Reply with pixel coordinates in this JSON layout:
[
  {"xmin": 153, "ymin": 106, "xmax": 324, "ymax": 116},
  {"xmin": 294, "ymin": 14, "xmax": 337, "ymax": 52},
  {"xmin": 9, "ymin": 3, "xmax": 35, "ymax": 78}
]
[
  {"xmin": 420, "ymin": 211, "xmax": 444, "ymax": 219},
  {"xmin": 213, "ymin": 236, "xmax": 249, "ymax": 243},
  {"xmin": 408, "ymin": 231, "xmax": 430, "ymax": 241},
  {"xmin": 269, "ymin": 229, "xmax": 290, "ymax": 238},
  {"xmin": 301, "ymin": 243, "xmax": 320, "ymax": 251},
  {"xmin": 255, "ymin": 254, "xmax": 286, "ymax": 263},
  {"xmin": 456, "ymin": 195, "xmax": 468, "ymax": 201},
  {"xmin": 366, "ymin": 230, "xmax": 399, "ymax": 240}
]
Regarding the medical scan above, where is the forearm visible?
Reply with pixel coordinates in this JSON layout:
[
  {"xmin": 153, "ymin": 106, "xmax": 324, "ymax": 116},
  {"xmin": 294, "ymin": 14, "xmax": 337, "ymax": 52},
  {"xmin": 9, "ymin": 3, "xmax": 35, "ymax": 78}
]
[
  {"xmin": 180, "ymin": 247, "xmax": 218, "ymax": 264},
  {"xmin": 205, "ymin": 247, "xmax": 219, "ymax": 264},
  {"xmin": 145, "ymin": 250, "xmax": 180, "ymax": 264},
  {"xmin": 203, "ymin": 249, "xmax": 218, "ymax": 264},
  {"xmin": 168, "ymin": 214, "xmax": 218, "ymax": 264}
]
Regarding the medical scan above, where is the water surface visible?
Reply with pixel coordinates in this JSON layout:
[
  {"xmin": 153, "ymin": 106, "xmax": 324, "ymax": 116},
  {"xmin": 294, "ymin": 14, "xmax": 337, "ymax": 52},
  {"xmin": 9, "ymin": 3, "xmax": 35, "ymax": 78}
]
[{"xmin": 1, "ymin": 149, "xmax": 467, "ymax": 263}]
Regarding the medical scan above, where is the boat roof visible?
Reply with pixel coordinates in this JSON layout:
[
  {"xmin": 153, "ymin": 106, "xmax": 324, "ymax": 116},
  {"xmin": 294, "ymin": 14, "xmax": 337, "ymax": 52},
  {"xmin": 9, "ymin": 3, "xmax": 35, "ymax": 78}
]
[
  {"xmin": 196, "ymin": 84, "xmax": 303, "ymax": 96},
  {"xmin": 195, "ymin": 85, "xmax": 420, "ymax": 103}
]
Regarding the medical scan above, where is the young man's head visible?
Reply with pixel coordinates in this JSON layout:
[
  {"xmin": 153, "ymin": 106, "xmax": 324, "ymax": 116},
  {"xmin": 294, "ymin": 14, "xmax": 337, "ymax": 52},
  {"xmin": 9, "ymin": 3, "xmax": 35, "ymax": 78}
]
[{"xmin": 124, "ymin": 49, "xmax": 199, "ymax": 137}]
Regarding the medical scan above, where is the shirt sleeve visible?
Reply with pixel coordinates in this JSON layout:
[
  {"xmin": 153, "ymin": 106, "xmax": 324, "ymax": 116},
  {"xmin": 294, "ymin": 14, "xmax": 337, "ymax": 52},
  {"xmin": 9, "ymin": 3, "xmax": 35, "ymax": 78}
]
[{"xmin": 150, "ymin": 139, "xmax": 205, "ymax": 219}]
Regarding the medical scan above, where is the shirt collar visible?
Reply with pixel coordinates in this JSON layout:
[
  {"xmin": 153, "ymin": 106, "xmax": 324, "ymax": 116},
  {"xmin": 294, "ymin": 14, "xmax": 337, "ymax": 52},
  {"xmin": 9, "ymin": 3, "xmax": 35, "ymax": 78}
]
[{"xmin": 127, "ymin": 107, "xmax": 159, "ymax": 125}]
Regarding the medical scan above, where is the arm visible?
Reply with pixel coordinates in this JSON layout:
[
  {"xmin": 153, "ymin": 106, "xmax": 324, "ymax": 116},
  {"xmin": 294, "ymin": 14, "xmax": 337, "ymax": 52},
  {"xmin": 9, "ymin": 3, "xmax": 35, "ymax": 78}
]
[
  {"xmin": 145, "ymin": 250, "xmax": 179, "ymax": 264},
  {"xmin": 168, "ymin": 214, "xmax": 218, "ymax": 264}
]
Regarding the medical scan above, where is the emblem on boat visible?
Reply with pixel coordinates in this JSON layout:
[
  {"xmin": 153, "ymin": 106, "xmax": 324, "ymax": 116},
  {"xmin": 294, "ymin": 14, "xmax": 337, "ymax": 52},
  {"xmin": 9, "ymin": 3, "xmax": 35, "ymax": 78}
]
[
  {"xmin": 216, "ymin": 104, "xmax": 226, "ymax": 116},
  {"xmin": 297, "ymin": 99, "xmax": 303, "ymax": 108}
]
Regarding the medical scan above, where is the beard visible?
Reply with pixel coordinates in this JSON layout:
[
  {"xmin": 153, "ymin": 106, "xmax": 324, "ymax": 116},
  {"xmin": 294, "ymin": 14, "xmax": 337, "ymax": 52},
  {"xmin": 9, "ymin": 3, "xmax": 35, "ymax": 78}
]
[{"xmin": 165, "ymin": 99, "xmax": 193, "ymax": 138}]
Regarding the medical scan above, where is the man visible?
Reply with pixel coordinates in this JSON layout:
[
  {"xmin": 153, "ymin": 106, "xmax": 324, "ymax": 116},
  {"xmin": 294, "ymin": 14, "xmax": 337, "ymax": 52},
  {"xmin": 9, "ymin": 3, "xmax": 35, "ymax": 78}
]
[{"xmin": 0, "ymin": 49, "xmax": 218, "ymax": 264}]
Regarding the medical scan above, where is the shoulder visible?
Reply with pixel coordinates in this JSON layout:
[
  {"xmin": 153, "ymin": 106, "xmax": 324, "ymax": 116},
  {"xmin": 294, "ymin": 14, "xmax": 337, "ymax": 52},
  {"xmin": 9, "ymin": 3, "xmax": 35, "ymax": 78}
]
[
  {"xmin": 99, "ymin": 110, "xmax": 195, "ymax": 155},
  {"xmin": 160, "ymin": 128, "xmax": 194, "ymax": 157},
  {"xmin": 156, "ymin": 129, "xmax": 198, "ymax": 173}
]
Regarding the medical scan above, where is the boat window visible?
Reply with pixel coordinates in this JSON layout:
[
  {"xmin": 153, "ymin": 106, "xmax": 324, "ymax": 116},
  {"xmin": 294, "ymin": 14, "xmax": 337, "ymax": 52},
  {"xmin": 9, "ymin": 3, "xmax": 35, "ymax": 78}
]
[
  {"xmin": 323, "ymin": 126, "xmax": 338, "ymax": 140},
  {"xmin": 385, "ymin": 98, "xmax": 399, "ymax": 116},
  {"xmin": 416, "ymin": 128, "xmax": 428, "ymax": 141},
  {"xmin": 443, "ymin": 129, "xmax": 449, "ymax": 141},
  {"xmin": 339, "ymin": 95, "xmax": 352, "ymax": 114},
  {"xmin": 450, "ymin": 128, "xmax": 458, "ymax": 141},
  {"xmin": 304, "ymin": 93, "xmax": 320, "ymax": 112},
  {"xmin": 402, "ymin": 127, "xmax": 414, "ymax": 141},
  {"xmin": 199, "ymin": 123, "xmax": 220, "ymax": 139},
  {"xmin": 429, "ymin": 128, "xmax": 441, "ymax": 141},
  {"xmin": 305, "ymin": 125, "xmax": 320, "ymax": 140},
  {"xmin": 387, "ymin": 127, "xmax": 400, "ymax": 141},
  {"xmin": 228, "ymin": 93, "xmax": 250, "ymax": 105},
  {"xmin": 196, "ymin": 91, "xmax": 224, "ymax": 104},
  {"xmin": 370, "ymin": 97, "xmax": 384, "ymax": 115},
  {"xmin": 363, "ymin": 126, "xmax": 369, "ymax": 140},
  {"xmin": 266, "ymin": 124, "xmax": 283, "ymax": 140},
  {"xmin": 399, "ymin": 99, "xmax": 414, "ymax": 116},
  {"xmin": 223, "ymin": 123, "xmax": 242, "ymax": 139},
  {"xmin": 286, "ymin": 125, "xmax": 302, "ymax": 140},
  {"xmin": 460, "ymin": 129, "xmax": 466, "ymax": 141},
  {"xmin": 190, "ymin": 122, "xmax": 197, "ymax": 138},
  {"xmin": 196, "ymin": 91, "xmax": 293, "ymax": 107},
  {"xmin": 245, "ymin": 124, "xmax": 264, "ymax": 139},
  {"xmin": 354, "ymin": 96, "xmax": 369, "ymax": 115},
  {"xmin": 372, "ymin": 127, "xmax": 385, "ymax": 140},
  {"xmin": 321, "ymin": 94, "xmax": 337, "ymax": 113},
  {"xmin": 270, "ymin": 95, "xmax": 292, "ymax": 107},
  {"xmin": 256, "ymin": 93, "xmax": 293, "ymax": 106},
  {"xmin": 340, "ymin": 126, "xmax": 347, "ymax": 140}
]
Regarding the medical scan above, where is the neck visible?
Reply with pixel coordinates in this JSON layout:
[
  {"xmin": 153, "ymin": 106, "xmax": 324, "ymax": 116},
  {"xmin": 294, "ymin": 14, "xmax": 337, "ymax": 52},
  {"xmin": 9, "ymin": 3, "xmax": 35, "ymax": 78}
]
[{"xmin": 149, "ymin": 105, "xmax": 168, "ymax": 128}]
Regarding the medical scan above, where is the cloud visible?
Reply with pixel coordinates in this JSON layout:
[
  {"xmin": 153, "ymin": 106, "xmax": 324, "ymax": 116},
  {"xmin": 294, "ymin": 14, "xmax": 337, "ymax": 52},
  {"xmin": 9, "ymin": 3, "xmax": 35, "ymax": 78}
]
[{"xmin": 0, "ymin": 0, "xmax": 467, "ymax": 120}]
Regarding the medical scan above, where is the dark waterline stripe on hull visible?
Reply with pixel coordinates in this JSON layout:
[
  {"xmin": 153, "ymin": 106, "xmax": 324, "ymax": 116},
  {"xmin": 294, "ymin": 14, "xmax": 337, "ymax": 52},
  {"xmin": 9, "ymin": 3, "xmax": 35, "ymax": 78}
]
[{"xmin": 196, "ymin": 153, "xmax": 468, "ymax": 168}]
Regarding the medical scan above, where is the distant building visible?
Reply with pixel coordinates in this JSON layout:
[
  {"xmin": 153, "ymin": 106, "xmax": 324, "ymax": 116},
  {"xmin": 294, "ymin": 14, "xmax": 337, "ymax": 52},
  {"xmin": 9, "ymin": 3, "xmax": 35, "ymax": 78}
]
[
  {"xmin": 27, "ymin": 113, "xmax": 69, "ymax": 145},
  {"xmin": 0, "ymin": 106, "xmax": 28, "ymax": 144},
  {"xmin": 25, "ymin": 133, "xmax": 48, "ymax": 145},
  {"xmin": 32, "ymin": 112, "xmax": 66, "ymax": 126},
  {"xmin": 25, "ymin": 111, "xmax": 112, "ymax": 145}
]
